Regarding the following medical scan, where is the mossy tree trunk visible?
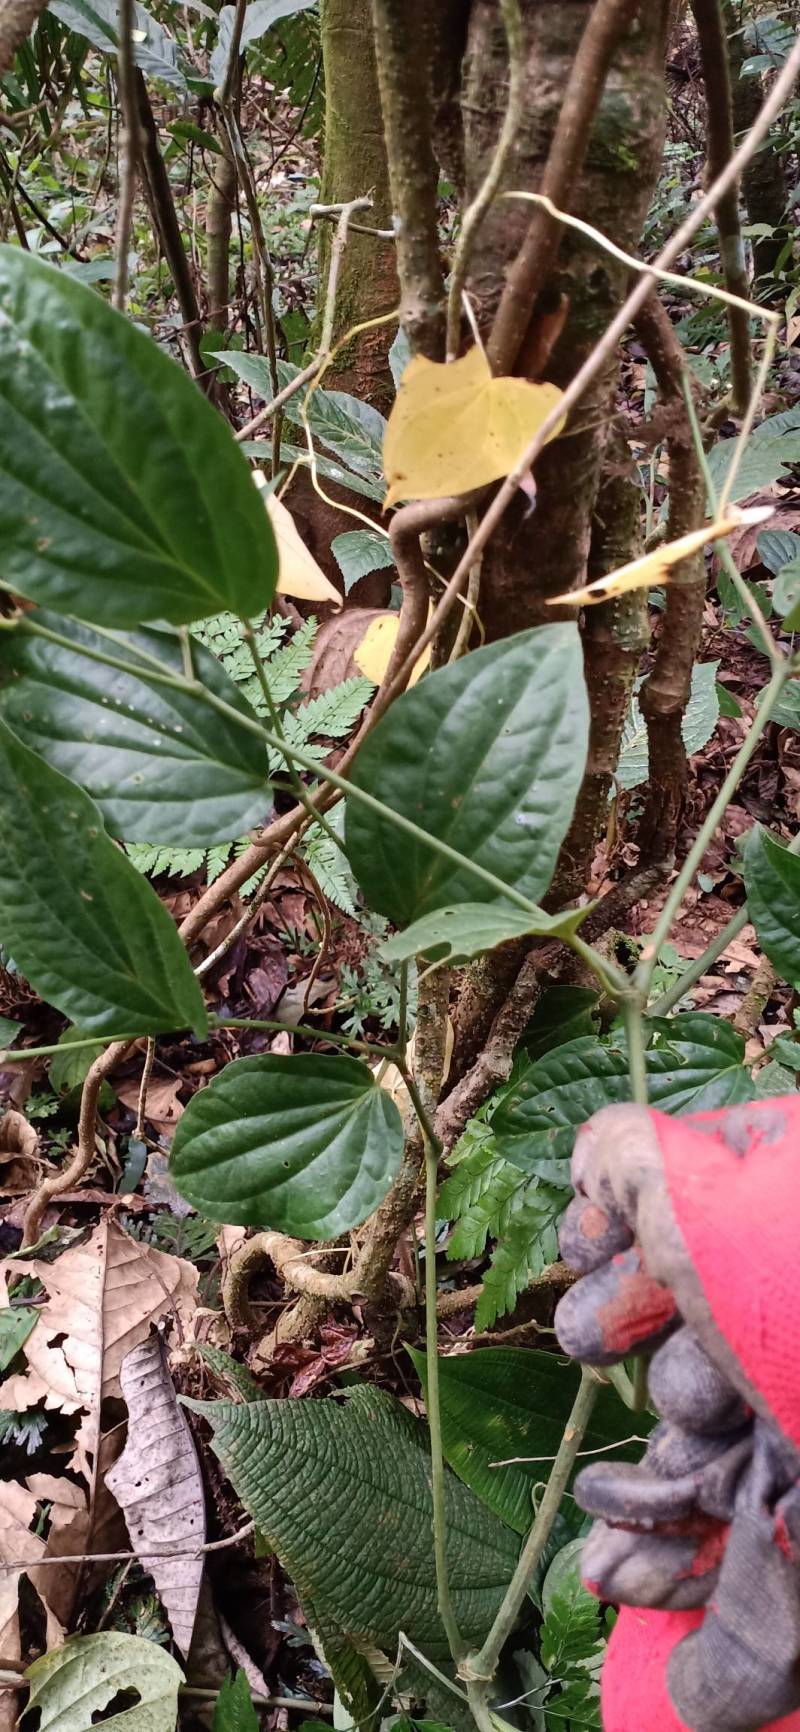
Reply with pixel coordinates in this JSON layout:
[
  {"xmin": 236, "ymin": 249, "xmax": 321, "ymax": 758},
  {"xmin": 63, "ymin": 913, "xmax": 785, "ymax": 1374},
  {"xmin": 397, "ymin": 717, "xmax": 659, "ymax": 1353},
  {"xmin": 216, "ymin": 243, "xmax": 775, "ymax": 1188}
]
[
  {"xmin": 316, "ymin": 0, "xmax": 399, "ymax": 408},
  {"xmin": 725, "ymin": 0, "xmax": 790, "ymax": 287}
]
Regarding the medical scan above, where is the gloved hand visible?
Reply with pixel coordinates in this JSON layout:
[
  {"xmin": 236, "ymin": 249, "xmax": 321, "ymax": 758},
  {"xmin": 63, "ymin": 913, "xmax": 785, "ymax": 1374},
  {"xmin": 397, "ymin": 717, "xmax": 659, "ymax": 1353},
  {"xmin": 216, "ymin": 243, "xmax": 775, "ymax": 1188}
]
[{"xmin": 553, "ymin": 1097, "xmax": 800, "ymax": 1732}]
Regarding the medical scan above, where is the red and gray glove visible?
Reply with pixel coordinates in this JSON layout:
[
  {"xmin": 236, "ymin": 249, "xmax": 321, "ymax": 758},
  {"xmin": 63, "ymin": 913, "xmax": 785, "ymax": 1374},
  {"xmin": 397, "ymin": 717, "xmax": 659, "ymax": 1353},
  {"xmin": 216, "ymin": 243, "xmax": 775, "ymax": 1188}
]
[{"xmin": 553, "ymin": 1097, "xmax": 800, "ymax": 1732}]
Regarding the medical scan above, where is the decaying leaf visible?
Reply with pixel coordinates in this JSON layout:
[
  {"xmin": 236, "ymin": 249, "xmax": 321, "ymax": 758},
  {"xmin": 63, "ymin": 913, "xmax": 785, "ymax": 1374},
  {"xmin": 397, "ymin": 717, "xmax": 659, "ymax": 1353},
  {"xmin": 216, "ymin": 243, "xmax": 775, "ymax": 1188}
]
[
  {"xmin": 26, "ymin": 1632, "xmax": 184, "ymax": 1732},
  {"xmin": 0, "ymin": 1108, "xmax": 41, "ymax": 1194},
  {"xmin": 0, "ymin": 1220, "xmax": 198, "ymax": 1479},
  {"xmin": 106, "ymin": 1333, "xmax": 205, "ymax": 1657},
  {"xmin": 0, "ymin": 1479, "xmax": 67, "ymax": 1718},
  {"xmin": 550, "ymin": 504, "xmax": 774, "ymax": 606},
  {"xmin": 26, "ymin": 1475, "xmax": 90, "ymax": 1629},
  {"xmin": 383, "ymin": 346, "xmax": 564, "ymax": 506},
  {"xmin": 254, "ymin": 478, "xmax": 342, "ymax": 605}
]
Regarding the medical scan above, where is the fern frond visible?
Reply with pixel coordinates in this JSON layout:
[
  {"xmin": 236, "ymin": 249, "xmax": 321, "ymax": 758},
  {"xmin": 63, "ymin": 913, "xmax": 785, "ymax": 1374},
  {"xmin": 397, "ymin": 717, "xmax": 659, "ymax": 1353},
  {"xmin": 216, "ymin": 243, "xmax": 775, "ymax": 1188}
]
[
  {"xmin": 293, "ymin": 675, "xmax": 375, "ymax": 740},
  {"xmin": 301, "ymin": 825, "xmax": 359, "ymax": 916},
  {"xmin": 125, "ymin": 842, "xmax": 205, "ymax": 879}
]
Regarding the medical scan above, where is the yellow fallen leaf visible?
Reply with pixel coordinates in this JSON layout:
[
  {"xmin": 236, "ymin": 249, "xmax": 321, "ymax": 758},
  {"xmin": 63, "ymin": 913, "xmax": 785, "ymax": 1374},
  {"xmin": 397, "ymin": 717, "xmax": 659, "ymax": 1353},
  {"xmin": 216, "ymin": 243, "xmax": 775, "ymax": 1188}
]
[
  {"xmin": 548, "ymin": 504, "xmax": 774, "ymax": 606},
  {"xmin": 353, "ymin": 614, "xmax": 431, "ymax": 685},
  {"xmin": 383, "ymin": 346, "xmax": 564, "ymax": 507},
  {"xmin": 254, "ymin": 475, "xmax": 342, "ymax": 606}
]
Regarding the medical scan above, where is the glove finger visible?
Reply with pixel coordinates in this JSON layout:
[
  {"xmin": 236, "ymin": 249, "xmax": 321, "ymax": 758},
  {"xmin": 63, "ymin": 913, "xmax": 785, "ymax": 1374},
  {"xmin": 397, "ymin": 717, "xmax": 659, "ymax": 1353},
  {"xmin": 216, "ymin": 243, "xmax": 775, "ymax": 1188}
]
[
  {"xmin": 581, "ymin": 1517, "xmax": 724, "ymax": 1610},
  {"xmin": 649, "ymin": 1327, "xmax": 751, "ymax": 1435},
  {"xmin": 555, "ymin": 1244, "xmax": 678, "ymax": 1364}
]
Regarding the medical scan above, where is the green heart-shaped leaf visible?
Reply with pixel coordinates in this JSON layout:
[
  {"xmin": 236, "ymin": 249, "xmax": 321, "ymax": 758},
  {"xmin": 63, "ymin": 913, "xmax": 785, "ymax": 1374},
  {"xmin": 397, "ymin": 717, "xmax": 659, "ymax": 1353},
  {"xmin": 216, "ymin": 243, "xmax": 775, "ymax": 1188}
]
[{"xmin": 170, "ymin": 1053, "xmax": 404, "ymax": 1237}]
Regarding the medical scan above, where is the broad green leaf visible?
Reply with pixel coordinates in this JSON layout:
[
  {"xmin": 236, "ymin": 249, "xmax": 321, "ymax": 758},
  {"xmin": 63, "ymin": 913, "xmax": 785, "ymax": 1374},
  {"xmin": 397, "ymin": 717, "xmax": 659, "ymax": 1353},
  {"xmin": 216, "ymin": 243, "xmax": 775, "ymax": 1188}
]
[
  {"xmin": 332, "ymin": 530, "xmax": 396, "ymax": 593},
  {"xmin": 219, "ymin": 355, "xmax": 386, "ymax": 484},
  {"xmin": 617, "ymin": 662, "xmax": 719, "ymax": 791},
  {"xmin": 0, "ymin": 1015, "xmax": 22, "ymax": 1047},
  {"xmin": 210, "ymin": 0, "xmax": 316, "ymax": 82},
  {"xmin": 168, "ymin": 119, "xmax": 224, "ymax": 154},
  {"xmin": 758, "ymin": 528, "xmax": 800, "ymax": 575},
  {"xmin": 170, "ymin": 1053, "xmax": 403, "ymax": 1237},
  {"xmin": 523, "ymin": 987, "xmax": 599, "ymax": 1063},
  {"xmin": 346, "ymin": 625, "xmax": 589, "ymax": 924},
  {"xmin": 492, "ymin": 1014, "xmax": 753, "ymax": 1165},
  {"xmin": 50, "ymin": 0, "xmax": 189, "ymax": 84},
  {"xmin": 213, "ymin": 1669, "xmax": 258, "ymax": 1732},
  {"xmin": 380, "ymin": 902, "xmax": 587, "ymax": 968},
  {"xmin": 742, "ymin": 825, "xmax": 800, "ymax": 986},
  {"xmin": 241, "ymin": 441, "xmax": 385, "ymax": 503},
  {"xmin": 0, "ymin": 1305, "xmax": 38, "ymax": 1372},
  {"xmin": 187, "ymin": 1384, "xmax": 519, "ymax": 1663},
  {"xmin": 0, "ymin": 718, "xmax": 207, "ymax": 1038},
  {"xmin": 706, "ymin": 425, "xmax": 800, "ymax": 503},
  {"xmin": 773, "ymin": 558, "xmax": 800, "ymax": 619},
  {"xmin": 408, "ymin": 1347, "xmax": 651, "ymax": 1535},
  {"xmin": 0, "ymin": 615, "xmax": 270, "ymax": 845},
  {"xmin": 26, "ymin": 1633, "xmax": 183, "ymax": 1732},
  {"xmin": 0, "ymin": 246, "xmax": 277, "ymax": 627}
]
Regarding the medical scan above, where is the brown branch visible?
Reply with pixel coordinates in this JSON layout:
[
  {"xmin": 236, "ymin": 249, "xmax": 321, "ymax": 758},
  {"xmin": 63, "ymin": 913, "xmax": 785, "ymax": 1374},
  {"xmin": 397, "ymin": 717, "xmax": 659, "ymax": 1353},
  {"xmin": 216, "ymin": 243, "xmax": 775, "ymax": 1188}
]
[
  {"xmin": 134, "ymin": 72, "xmax": 209, "ymax": 388},
  {"xmin": 370, "ymin": 0, "xmax": 445, "ymax": 357},
  {"xmin": 0, "ymin": 0, "xmax": 48, "ymax": 74},
  {"xmin": 112, "ymin": 0, "xmax": 140, "ymax": 312},
  {"xmin": 690, "ymin": 0, "xmax": 752, "ymax": 411},
  {"xmin": 487, "ymin": 0, "xmax": 643, "ymax": 374},
  {"xmin": 634, "ymin": 296, "xmax": 707, "ymax": 867}
]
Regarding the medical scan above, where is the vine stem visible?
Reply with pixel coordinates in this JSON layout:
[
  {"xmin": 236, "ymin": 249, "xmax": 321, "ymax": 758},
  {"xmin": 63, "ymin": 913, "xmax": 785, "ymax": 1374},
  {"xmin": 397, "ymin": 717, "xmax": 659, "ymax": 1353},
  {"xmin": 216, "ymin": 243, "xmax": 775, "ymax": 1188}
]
[
  {"xmin": 464, "ymin": 1369, "xmax": 600, "ymax": 1692},
  {"xmin": 634, "ymin": 657, "xmax": 791, "ymax": 1003},
  {"xmin": 423, "ymin": 1130, "xmax": 466, "ymax": 1665}
]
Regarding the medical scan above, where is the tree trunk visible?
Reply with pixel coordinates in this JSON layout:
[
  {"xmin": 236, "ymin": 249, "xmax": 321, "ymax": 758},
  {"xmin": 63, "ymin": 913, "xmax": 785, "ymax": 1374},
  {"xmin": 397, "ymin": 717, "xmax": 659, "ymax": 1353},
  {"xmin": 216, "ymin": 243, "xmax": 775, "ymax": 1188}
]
[
  {"xmin": 460, "ymin": 0, "xmax": 671, "ymax": 640},
  {"xmin": 206, "ymin": 138, "xmax": 237, "ymax": 333},
  {"xmin": 316, "ymin": 0, "xmax": 399, "ymax": 408}
]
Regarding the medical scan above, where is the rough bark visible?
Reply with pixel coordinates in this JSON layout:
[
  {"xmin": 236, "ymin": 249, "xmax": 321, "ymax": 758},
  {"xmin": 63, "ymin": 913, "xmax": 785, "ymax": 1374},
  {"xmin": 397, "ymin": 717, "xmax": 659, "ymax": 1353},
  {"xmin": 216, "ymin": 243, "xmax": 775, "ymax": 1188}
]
[
  {"xmin": 371, "ymin": 0, "xmax": 445, "ymax": 358},
  {"xmin": 316, "ymin": 0, "xmax": 399, "ymax": 408},
  {"xmin": 461, "ymin": 0, "xmax": 671, "ymax": 640}
]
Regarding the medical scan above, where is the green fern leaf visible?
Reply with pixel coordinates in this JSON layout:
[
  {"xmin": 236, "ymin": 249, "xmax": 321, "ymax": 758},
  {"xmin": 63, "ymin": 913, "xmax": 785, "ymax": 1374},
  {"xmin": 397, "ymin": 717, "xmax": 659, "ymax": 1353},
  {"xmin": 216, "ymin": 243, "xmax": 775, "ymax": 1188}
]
[
  {"xmin": 125, "ymin": 842, "xmax": 206, "ymax": 879},
  {"xmin": 476, "ymin": 1182, "xmax": 565, "ymax": 1329},
  {"xmin": 301, "ymin": 825, "xmax": 359, "ymax": 916},
  {"xmin": 293, "ymin": 676, "xmax": 375, "ymax": 741},
  {"xmin": 438, "ymin": 1143, "xmax": 520, "ymax": 1261}
]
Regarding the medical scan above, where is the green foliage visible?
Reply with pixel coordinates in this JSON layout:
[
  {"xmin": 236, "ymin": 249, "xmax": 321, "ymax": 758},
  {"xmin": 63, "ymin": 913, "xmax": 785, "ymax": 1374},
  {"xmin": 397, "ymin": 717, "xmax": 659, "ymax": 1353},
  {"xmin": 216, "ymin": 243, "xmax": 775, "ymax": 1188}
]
[
  {"xmin": 25, "ymin": 1632, "xmax": 184, "ymax": 1732},
  {"xmin": 332, "ymin": 530, "xmax": 396, "ymax": 592},
  {"xmin": 215, "ymin": 358, "xmax": 386, "ymax": 502},
  {"xmin": 186, "ymin": 1383, "xmax": 519, "ymax": 1666},
  {"xmin": 409, "ymin": 1348, "xmax": 651, "ymax": 1535},
  {"xmin": 346, "ymin": 626, "xmax": 589, "ymax": 925},
  {"xmin": 381, "ymin": 903, "xmax": 587, "ymax": 969},
  {"xmin": 0, "ymin": 717, "xmax": 206, "ymax": 1038},
  {"xmin": 617, "ymin": 661, "xmax": 719, "ymax": 791},
  {"xmin": 440, "ymin": 1014, "xmax": 752, "ymax": 1324},
  {"xmin": 0, "ymin": 1406, "xmax": 49, "ymax": 1453},
  {"xmin": 538, "ymin": 1545, "xmax": 603, "ymax": 1730},
  {"xmin": 194, "ymin": 1343, "xmax": 261, "ymax": 1403},
  {"xmin": 170, "ymin": 1053, "xmax": 405, "ymax": 1237},
  {"xmin": 0, "ymin": 1306, "xmax": 38, "ymax": 1372},
  {"xmin": 0, "ymin": 247, "xmax": 277, "ymax": 626},
  {"xmin": 0, "ymin": 614, "xmax": 270, "ymax": 846},
  {"xmin": 213, "ymin": 1669, "xmax": 259, "ymax": 1732},
  {"xmin": 706, "ymin": 409, "xmax": 800, "ymax": 504},
  {"xmin": 742, "ymin": 827, "xmax": 800, "ymax": 987}
]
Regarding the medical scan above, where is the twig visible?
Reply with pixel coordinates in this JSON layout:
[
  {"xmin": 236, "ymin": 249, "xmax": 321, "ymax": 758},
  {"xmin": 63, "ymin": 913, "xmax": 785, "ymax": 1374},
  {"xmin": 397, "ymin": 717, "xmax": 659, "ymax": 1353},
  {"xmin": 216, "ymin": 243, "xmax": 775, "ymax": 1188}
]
[
  {"xmin": 214, "ymin": 0, "xmax": 247, "ymax": 104},
  {"xmin": 0, "ymin": 1522, "xmax": 256, "ymax": 1575},
  {"xmin": 423, "ymin": 1127, "xmax": 465, "ymax": 1664},
  {"xmin": 445, "ymin": 0, "xmax": 524, "ymax": 361},
  {"xmin": 690, "ymin": 0, "xmax": 752, "ymax": 411},
  {"xmin": 235, "ymin": 196, "xmax": 372, "ymax": 441},
  {"xmin": 487, "ymin": 0, "xmax": 643, "ymax": 373},
  {"xmin": 133, "ymin": 1037, "xmax": 156, "ymax": 1140},
  {"xmin": 112, "ymin": 0, "xmax": 139, "ymax": 312},
  {"xmin": 134, "ymin": 72, "xmax": 209, "ymax": 385}
]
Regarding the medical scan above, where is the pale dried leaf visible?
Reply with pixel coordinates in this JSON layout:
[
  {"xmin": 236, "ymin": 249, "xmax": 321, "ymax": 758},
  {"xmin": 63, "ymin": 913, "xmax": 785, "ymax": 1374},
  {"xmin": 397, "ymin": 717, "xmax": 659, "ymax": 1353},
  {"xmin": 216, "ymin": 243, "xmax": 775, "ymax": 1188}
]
[
  {"xmin": 256, "ymin": 482, "xmax": 342, "ymax": 606},
  {"xmin": 0, "ymin": 1480, "xmax": 66, "ymax": 1680},
  {"xmin": 117, "ymin": 1074, "xmax": 184, "ymax": 1134},
  {"xmin": 0, "ymin": 1110, "xmax": 38, "ymax": 1160},
  {"xmin": 26, "ymin": 1476, "xmax": 90, "ymax": 1629},
  {"xmin": 106, "ymin": 1333, "xmax": 205, "ymax": 1657}
]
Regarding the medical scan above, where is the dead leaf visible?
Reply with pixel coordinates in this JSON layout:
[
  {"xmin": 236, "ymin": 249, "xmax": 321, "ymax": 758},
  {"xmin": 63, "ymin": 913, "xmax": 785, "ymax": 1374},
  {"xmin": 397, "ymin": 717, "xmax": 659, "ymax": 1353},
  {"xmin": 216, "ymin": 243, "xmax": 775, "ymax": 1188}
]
[
  {"xmin": 255, "ymin": 481, "xmax": 342, "ymax": 606},
  {"xmin": 0, "ymin": 1221, "xmax": 198, "ymax": 1487},
  {"xmin": 0, "ymin": 1480, "xmax": 65, "ymax": 1704},
  {"xmin": 0, "ymin": 1111, "xmax": 38, "ymax": 1161},
  {"xmin": 551, "ymin": 505, "xmax": 775, "ymax": 606},
  {"xmin": 106, "ymin": 1333, "xmax": 205, "ymax": 1657},
  {"xmin": 117, "ymin": 1074, "xmax": 184, "ymax": 1135},
  {"xmin": 383, "ymin": 347, "xmax": 564, "ymax": 506},
  {"xmin": 25, "ymin": 1474, "xmax": 89, "ymax": 1629}
]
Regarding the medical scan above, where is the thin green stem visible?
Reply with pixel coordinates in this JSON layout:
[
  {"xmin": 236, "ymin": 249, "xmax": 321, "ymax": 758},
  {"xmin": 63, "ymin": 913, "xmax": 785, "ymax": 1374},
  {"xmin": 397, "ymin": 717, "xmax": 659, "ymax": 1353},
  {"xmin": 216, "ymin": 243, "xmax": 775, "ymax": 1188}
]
[
  {"xmin": 634, "ymin": 658, "xmax": 790, "ymax": 1002},
  {"xmin": 0, "ymin": 1035, "xmax": 132, "ymax": 1063},
  {"xmin": 423, "ymin": 1131, "xmax": 466, "ymax": 1664},
  {"xmin": 646, "ymin": 904, "xmax": 750, "ymax": 1017},
  {"xmin": 466, "ymin": 1368, "xmax": 600, "ymax": 1684},
  {"xmin": 623, "ymin": 995, "xmax": 649, "ymax": 1107},
  {"xmin": 240, "ymin": 618, "xmax": 346, "ymax": 858},
  {"xmin": 211, "ymin": 1014, "xmax": 392, "ymax": 1059}
]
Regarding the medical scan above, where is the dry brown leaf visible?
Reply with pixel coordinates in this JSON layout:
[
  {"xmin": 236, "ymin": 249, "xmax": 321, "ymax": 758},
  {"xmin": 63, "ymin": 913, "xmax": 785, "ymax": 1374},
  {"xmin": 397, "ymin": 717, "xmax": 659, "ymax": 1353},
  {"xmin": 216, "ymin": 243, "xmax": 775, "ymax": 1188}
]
[
  {"xmin": 0, "ymin": 1480, "xmax": 66, "ymax": 1707},
  {"xmin": 0, "ymin": 1110, "xmax": 38, "ymax": 1161},
  {"xmin": 0, "ymin": 1221, "xmax": 198, "ymax": 1482},
  {"xmin": 106, "ymin": 1333, "xmax": 205, "ymax": 1657},
  {"xmin": 117, "ymin": 1074, "xmax": 184, "ymax": 1135},
  {"xmin": 550, "ymin": 506, "xmax": 774, "ymax": 606},
  {"xmin": 25, "ymin": 1474, "xmax": 89, "ymax": 1628}
]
